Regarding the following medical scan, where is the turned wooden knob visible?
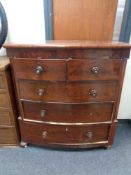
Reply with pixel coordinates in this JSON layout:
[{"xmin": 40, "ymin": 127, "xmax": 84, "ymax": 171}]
[
  {"xmin": 86, "ymin": 131, "xmax": 93, "ymax": 140},
  {"xmin": 38, "ymin": 89, "xmax": 45, "ymax": 96},
  {"xmin": 42, "ymin": 131, "xmax": 48, "ymax": 139},
  {"xmin": 35, "ymin": 66, "xmax": 44, "ymax": 75},
  {"xmin": 40, "ymin": 110, "xmax": 46, "ymax": 117},
  {"xmin": 89, "ymin": 89, "xmax": 97, "ymax": 97},
  {"xmin": 91, "ymin": 66, "xmax": 99, "ymax": 75}
]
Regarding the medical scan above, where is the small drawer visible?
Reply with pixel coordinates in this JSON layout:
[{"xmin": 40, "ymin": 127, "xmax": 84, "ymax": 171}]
[
  {"xmin": 19, "ymin": 81, "xmax": 117, "ymax": 103},
  {"xmin": 0, "ymin": 109, "xmax": 14, "ymax": 125},
  {"xmin": 0, "ymin": 128, "xmax": 17, "ymax": 144},
  {"xmin": 0, "ymin": 91, "xmax": 9, "ymax": 107},
  {"xmin": 22, "ymin": 101, "xmax": 113, "ymax": 123},
  {"xmin": 12, "ymin": 58, "xmax": 66, "ymax": 81},
  {"xmin": 19, "ymin": 121, "xmax": 109, "ymax": 145},
  {"xmin": 0, "ymin": 73, "xmax": 6, "ymax": 89},
  {"xmin": 67, "ymin": 59, "xmax": 122, "ymax": 81}
]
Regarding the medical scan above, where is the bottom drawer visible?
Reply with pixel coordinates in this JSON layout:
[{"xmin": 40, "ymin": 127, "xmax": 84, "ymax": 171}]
[
  {"xmin": 19, "ymin": 121, "xmax": 110, "ymax": 146},
  {"xmin": 0, "ymin": 128, "xmax": 17, "ymax": 145}
]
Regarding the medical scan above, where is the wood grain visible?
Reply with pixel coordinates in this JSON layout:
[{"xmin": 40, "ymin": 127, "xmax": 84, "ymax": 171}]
[
  {"xmin": 53, "ymin": 0, "xmax": 118, "ymax": 40},
  {"xmin": 0, "ymin": 109, "xmax": 14, "ymax": 125},
  {"xmin": 19, "ymin": 121, "xmax": 109, "ymax": 145},
  {"xmin": 4, "ymin": 41, "xmax": 131, "ymax": 49},
  {"xmin": 12, "ymin": 58, "xmax": 66, "ymax": 81},
  {"xmin": 22, "ymin": 101, "xmax": 114, "ymax": 123},
  {"xmin": 0, "ymin": 59, "xmax": 19, "ymax": 147},
  {"xmin": 67, "ymin": 59, "xmax": 122, "ymax": 81},
  {"xmin": 4, "ymin": 42, "xmax": 131, "ymax": 148},
  {"xmin": 0, "ymin": 92, "xmax": 10, "ymax": 107},
  {"xmin": 0, "ymin": 73, "xmax": 6, "ymax": 89},
  {"xmin": 5, "ymin": 48, "xmax": 130, "ymax": 60},
  {"xmin": 0, "ymin": 128, "xmax": 17, "ymax": 144},
  {"xmin": 19, "ymin": 81, "xmax": 117, "ymax": 103}
]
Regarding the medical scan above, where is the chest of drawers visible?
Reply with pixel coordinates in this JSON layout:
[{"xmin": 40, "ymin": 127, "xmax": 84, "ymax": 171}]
[
  {"xmin": 4, "ymin": 41, "xmax": 131, "ymax": 148},
  {"xmin": 0, "ymin": 58, "xmax": 19, "ymax": 146}
]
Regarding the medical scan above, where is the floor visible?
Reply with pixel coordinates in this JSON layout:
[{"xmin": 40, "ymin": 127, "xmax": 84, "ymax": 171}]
[{"xmin": 0, "ymin": 122, "xmax": 131, "ymax": 175}]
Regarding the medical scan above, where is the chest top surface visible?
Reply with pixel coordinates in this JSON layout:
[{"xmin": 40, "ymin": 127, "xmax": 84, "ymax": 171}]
[{"xmin": 3, "ymin": 40, "xmax": 131, "ymax": 49}]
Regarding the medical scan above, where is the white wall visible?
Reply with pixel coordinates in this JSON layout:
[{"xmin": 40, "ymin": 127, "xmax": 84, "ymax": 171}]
[
  {"xmin": 0, "ymin": 0, "xmax": 131, "ymax": 119},
  {"xmin": 118, "ymin": 38, "xmax": 131, "ymax": 119},
  {"xmin": 0, "ymin": 0, "xmax": 45, "ymax": 55}
]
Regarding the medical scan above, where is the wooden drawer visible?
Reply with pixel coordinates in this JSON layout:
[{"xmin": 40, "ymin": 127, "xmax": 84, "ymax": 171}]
[
  {"xmin": 67, "ymin": 59, "xmax": 122, "ymax": 81},
  {"xmin": 19, "ymin": 121, "xmax": 109, "ymax": 144},
  {"xmin": 0, "ymin": 91, "xmax": 9, "ymax": 107},
  {"xmin": 12, "ymin": 58, "xmax": 66, "ymax": 81},
  {"xmin": 22, "ymin": 101, "xmax": 113, "ymax": 123},
  {"xmin": 0, "ymin": 128, "xmax": 17, "ymax": 144},
  {"xmin": 0, "ymin": 109, "xmax": 14, "ymax": 125},
  {"xmin": 0, "ymin": 74, "xmax": 6, "ymax": 89},
  {"xmin": 19, "ymin": 81, "xmax": 117, "ymax": 103}
]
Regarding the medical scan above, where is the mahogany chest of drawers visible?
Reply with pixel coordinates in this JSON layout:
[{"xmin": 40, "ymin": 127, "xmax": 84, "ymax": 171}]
[
  {"xmin": 0, "ymin": 58, "xmax": 19, "ymax": 146},
  {"xmin": 4, "ymin": 41, "xmax": 131, "ymax": 148}
]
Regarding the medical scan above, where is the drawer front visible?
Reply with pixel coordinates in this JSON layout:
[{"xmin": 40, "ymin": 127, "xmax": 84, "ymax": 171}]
[
  {"xmin": 6, "ymin": 48, "xmax": 128, "ymax": 60},
  {"xmin": 0, "ymin": 92, "xmax": 9, "ymax": 107},
  {"xmin": 12, "ymin": 58, "xmax": 66, "ymax": 81},
  {"xmin": 0, "ymin": 128, "xmax": 17, "ymax": 144},
  {"xmin": 23, "ymin": 101, "xmax": 113, "ymax": 123},
  {"xmin": 0, "ymin": 109, "xmax": 13, "ymax": 125},
  {"xmin": 0, "ymin": 74, "xmax": 6, "ymax": 89},
  {"xmin": 20, "ymin": 122, "xmax": 109, "ymax": 144},
  {"xmin": 19, "ymin": 81, "xmax": 117, "ymax": 103},
  {"xmin": 68, "ymin": 59, "xmax": 122, "ymax": 81}
]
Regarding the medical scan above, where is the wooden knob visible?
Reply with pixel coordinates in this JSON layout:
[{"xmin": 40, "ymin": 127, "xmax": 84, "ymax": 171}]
[
  {"xmin": 89, "ymin": 89, "xmax": 97, "ymax": 97},
  {"xmin": 38, "ymin": 89, "xmax": 44, "ymax": 96},
  {"xmin": 35, "ymin": 66, "xmax": 43, "ymax": 75},
  {"xmin": 40, "ymin": 110, "xmax": 46, "ymax": 117},
  {"xmin": 42, "ymin": 131, "xmax": 48, "ymax": 139},
  {"xmin": 86, "ymin": 131, "xmax": 93, "ymax": 140},
  {"xmin": 91, "ymin": 66, "xmax": 99, "ymax": 75}
]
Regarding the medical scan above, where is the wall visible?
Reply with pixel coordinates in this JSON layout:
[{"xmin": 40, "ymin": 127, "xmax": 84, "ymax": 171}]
[
  {"xmin": 0, "ymin": 0, "xmax": 45, "ymax": 55},
  {"xmin": 118, "ymin": 38, "xmax": 131, "ymax": 119},
  {"xmin": 0, "ymin": 0, "xmax": 131, "ymax": 119}
]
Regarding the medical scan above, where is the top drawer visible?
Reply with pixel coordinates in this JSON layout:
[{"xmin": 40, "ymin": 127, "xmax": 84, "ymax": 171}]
[
  {"xmin": 11, "ymin": 58, "xmax": 66, "ymax": 81},
  {"xmin": 67, "ymin": 59, "xmax": 122, "ymax": 81}
]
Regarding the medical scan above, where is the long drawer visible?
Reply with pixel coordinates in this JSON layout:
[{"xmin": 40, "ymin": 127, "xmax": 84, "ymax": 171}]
[
  {"xmin": 12, "ymin": 58, "xmax": 66, "ymax": 81},
  {"xmin": 22, "ymin": 101, "xmax": 114, "ymax": 123},
  {"xmin": 67, "ymin": 59, "xmax": 121, "ymax": 81},
  {"xmin": 19, "ymin": 81, "xmax": 117, "ymax": 103},
  {"xmin": 19, "ymin": 121, "xmax": 109, "ymax": 145}
]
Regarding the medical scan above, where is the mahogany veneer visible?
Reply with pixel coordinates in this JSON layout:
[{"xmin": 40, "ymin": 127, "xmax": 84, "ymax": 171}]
[
  {"xmin": 19, "ymin": 81, "xmax": 117, "ymax": 103},
  {"xmin": 4, "ymin": 41, "xmax": 131, "ymax": 148},
  {"xmin": 22, "ymin": 101, "xmax": 113, "ymax": 123}
]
